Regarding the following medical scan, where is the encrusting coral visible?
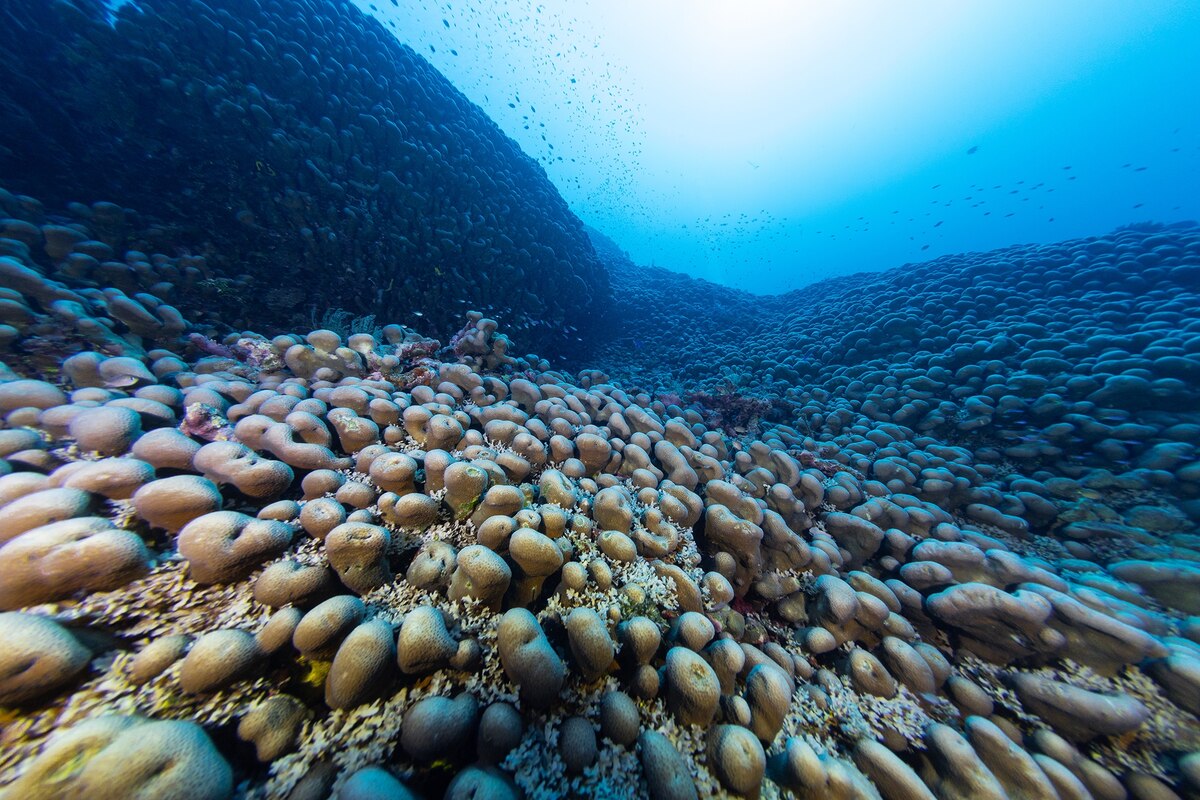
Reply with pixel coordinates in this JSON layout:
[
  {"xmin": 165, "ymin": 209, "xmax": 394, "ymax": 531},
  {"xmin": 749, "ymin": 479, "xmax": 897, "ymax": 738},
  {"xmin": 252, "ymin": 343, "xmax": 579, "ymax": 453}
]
[{"xmin": 0, "ymin": 183, "xmax": 1198, "ymax": 800}]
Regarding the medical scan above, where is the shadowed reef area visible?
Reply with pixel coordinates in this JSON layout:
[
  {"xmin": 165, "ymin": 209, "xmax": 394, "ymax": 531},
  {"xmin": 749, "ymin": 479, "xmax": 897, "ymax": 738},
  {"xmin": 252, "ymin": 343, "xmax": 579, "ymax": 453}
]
[
  {"xmin": 0, "ymin": 0, "xmax": 1198, "ymax": 798},
  {"xmin": 0, "ymin": 0, "xmax": 610, "ymax": 364}
]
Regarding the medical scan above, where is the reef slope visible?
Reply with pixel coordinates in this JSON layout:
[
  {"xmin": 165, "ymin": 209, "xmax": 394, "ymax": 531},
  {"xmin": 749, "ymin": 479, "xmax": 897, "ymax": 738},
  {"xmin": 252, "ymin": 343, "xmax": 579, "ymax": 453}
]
[{"xmin": 0, "ymin": 0, "xmax": 611, "ymax": 359}]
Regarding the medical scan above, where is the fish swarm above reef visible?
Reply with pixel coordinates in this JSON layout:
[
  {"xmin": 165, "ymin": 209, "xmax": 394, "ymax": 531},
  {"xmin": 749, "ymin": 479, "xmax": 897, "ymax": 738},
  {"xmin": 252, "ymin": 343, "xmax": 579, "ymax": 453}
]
[{"xmin": 0, "ymin": 183, "xmax": 1198, "ymax": 799}]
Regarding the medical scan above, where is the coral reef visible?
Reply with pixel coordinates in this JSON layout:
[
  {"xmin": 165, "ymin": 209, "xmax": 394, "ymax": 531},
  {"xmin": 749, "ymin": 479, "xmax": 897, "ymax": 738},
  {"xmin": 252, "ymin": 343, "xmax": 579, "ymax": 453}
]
[
  {"xmin": 0, "ymin": 182, "xmax": 1198, "ymax": 799},
  {"xmin": 0, "ymin": 0, "xmax": 611, "ymax": 362},
  {"xmin": 0, "ymin": 0, "xmax": 1196, "ymax": 789}
]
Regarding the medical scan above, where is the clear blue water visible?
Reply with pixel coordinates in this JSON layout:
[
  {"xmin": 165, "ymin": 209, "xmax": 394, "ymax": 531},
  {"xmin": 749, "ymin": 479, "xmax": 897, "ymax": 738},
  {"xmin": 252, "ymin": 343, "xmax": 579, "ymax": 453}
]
[{"xmin": 364, "ymin": 0, "xmax": 1200, "ymax": 293}]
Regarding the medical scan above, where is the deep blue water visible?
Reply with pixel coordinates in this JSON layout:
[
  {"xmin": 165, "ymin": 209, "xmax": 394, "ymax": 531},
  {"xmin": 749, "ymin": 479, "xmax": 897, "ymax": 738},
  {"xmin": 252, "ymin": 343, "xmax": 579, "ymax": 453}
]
[{"xmin": 365, "ymin": 0, "xmax": 1200, "ymax": 294}]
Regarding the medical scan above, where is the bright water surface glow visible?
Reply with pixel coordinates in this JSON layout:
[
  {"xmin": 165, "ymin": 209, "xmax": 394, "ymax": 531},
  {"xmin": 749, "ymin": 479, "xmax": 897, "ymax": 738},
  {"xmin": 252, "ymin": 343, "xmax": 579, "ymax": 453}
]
[{"xmin": 361, "ymin": 0, "xmax": 1200, "ymax": 293}]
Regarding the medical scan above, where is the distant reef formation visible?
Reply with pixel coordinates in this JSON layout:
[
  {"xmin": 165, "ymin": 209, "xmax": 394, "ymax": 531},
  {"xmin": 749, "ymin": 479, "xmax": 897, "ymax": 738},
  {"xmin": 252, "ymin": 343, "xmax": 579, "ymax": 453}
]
[
  {"xmin": 590, "ymin": 223, "xmax": 1200, "ymax": 477},
  {"xmin": 0, "ymin": 0, "xmax": 610, "ymax": 361}
]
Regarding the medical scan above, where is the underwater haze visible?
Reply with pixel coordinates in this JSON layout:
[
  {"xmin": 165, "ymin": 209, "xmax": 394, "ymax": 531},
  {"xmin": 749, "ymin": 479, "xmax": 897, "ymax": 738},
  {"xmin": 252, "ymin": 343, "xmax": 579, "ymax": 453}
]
[{"xmin": 364, "ymin": 0, "xmax": 1200, "ymax": 292}]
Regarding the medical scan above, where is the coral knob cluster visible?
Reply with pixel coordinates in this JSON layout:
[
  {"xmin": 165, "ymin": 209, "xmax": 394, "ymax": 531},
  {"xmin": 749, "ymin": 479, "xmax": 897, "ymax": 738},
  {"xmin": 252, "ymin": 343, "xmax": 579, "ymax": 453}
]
[{"xmin": 0, "ymin": 186, "xmax": 1198, "ymax": 799}]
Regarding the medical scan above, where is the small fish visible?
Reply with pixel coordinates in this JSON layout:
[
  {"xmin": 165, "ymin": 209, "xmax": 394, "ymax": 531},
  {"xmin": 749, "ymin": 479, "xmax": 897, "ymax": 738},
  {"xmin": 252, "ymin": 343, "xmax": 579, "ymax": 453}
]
[{"xmin": 966, "ymin": 146, "xmax": 978, "ymax": 155}]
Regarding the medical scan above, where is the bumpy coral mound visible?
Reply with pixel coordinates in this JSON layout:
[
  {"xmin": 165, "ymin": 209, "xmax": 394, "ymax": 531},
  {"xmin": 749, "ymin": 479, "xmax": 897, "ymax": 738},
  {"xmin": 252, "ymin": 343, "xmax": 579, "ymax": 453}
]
[
  {"xmin": 593, "ymin": 222, "xmax": 1200, "ymax": 470},
  {"xmin": 0, "ymin": 0, "xmax": 610, "ymax": 360},
  {"xmin": 0, "ymin": 185, "xmax": 1198, "ymax": 798}
]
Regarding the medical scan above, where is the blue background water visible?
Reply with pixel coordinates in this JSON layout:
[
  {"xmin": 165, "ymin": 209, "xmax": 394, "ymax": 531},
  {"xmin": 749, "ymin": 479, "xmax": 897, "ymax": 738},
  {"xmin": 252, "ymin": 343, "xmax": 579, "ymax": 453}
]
[{"xmin": 361, "ymin": 0, "xmax": 1200, "ymax": 293}]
